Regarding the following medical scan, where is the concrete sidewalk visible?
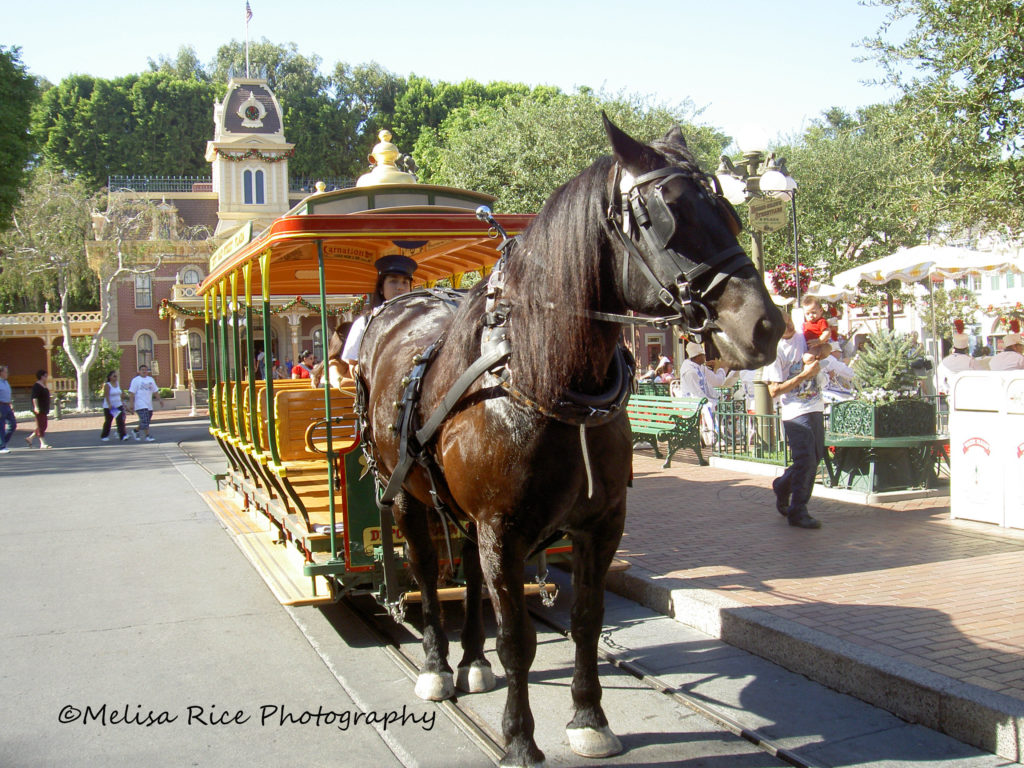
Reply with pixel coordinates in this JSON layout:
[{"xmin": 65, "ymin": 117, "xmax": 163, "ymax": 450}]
[{"xmin": 611, "ymin": 448, "xmax": 1024, "ymax": 763}]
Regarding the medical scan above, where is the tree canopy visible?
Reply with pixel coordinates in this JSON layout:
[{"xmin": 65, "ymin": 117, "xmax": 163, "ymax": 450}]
[
  {"xmin": 0, "ymin": 46, "xmax": 39, "ymax": 230},
  {"xmin": 33, "ymin": 72, "xmax": 217, "ymax": 188},
  {"xmin": 418, "ymin": 89, "xmax": 727, "ymax": 213},
  {"xmin": 861, "ymin": 0, "xmax": 1024, "ymax": 230}
]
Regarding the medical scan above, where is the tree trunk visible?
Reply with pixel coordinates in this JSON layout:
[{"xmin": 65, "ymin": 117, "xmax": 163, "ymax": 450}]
[{"xmin": 76, "ymin": 369, "xmax": 91, "ymax": 411}]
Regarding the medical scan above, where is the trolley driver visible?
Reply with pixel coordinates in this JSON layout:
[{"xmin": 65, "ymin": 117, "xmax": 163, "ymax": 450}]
[{"xmin": 341, "ymin": 254, "xmax": 417, "ymax": 371}]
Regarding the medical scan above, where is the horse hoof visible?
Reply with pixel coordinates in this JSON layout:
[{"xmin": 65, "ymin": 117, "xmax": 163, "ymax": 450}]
[
  {"xmin": 456, "ymin": 661, "xmax": 496, "ymax": 693},
  {"xmin": 566, "ymin": 725, "xmax": 622, "ymax": 758},
  {"xmin": 414, "ymin": 671, "xmax": 454, "ymax": 701}
]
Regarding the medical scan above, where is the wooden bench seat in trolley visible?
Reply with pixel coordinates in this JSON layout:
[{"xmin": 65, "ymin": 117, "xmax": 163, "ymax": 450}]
[{"xmin": 626, "ymin": 394, "xmax": 708, "ymax": 468}]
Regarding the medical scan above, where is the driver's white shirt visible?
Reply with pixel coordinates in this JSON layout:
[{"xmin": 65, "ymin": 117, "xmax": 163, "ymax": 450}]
[{"xmin": 341, "ymin": 315, "xmax": 368, "ymax": 364}]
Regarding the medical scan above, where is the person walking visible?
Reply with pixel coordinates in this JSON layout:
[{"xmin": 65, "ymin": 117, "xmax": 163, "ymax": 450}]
[
  {"xmin": 764, "ymin": 314, "xmax": 826, "ymax": 529},
  {"xmin": 100, "ymin": 370, "xmax": 128, "ymax": 442},
  {"xmin": 0, "ymin": 364, "xmax": 16, "ymax": 454},
  {"xmin": 25, "ymin": 370, "xmax": 53, "ymax": 449},
  {"xmin": 126, "ymin": 364, "xmax": 163, "ymax": 442}
]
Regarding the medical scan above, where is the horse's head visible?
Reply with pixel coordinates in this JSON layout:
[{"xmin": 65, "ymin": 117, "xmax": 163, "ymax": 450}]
[{"xmin": 602, "ymin": 114, "xmax": 784, "ymax": 369}]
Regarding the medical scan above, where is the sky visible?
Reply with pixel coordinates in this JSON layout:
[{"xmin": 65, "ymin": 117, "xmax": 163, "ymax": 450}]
[{"xmin": 3, "ymin": 0, "xmax": 904, "ymax": 149}]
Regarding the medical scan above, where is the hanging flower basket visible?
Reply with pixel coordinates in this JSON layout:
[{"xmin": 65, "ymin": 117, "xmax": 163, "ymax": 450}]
[{"xmin": 769, "ymin": 262, "xmax": 814, "ymax": 298}]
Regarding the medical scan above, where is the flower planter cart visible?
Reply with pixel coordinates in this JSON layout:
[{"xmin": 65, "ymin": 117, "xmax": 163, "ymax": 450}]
[{"xmin": 824, "ymin": 399, "xmax": 947, "ymax": 492}]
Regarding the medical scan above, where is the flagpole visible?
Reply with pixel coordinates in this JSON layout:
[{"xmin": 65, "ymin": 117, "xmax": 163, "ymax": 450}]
[{"xmin": 245, "ymin": 3, "xmax": 251, "ymax": 78}]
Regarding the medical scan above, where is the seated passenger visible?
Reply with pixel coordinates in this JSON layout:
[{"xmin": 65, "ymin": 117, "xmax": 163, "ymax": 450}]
[
  {"xmin": 311, "ymin": 321, "xmax": 354, "ymax": 390},
  {"xmin": 291, "ymin": 349, "xmax": 315, "ymax": 379}
]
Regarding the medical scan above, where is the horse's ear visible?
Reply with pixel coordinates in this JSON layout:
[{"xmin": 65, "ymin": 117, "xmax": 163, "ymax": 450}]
[
  {"xmin": 603, "ymin": 111, "xmax": 654, "ymax": 170},
  {"xmin": 664, "ymin": 124, "xmax": 687, "ymax": 148}
]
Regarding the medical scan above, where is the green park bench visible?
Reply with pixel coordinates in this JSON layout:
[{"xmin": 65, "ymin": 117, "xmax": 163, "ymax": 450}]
[{"xmin": 626, "ymin": 394, "xmax": 707, "ymax": 468}]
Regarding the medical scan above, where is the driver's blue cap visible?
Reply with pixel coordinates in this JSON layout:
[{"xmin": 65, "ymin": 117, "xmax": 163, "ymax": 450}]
[{"xmin": 374, "ymin": 254, "xmax": 417, "ymax": 278}]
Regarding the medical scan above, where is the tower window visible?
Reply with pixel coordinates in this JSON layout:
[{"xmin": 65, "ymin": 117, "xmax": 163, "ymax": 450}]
[{"xmin": 243, "ymin": 169, "xmax": 265, "ymax": 205}]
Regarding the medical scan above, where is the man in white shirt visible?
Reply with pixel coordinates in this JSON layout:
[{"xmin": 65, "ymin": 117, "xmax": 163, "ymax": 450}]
[
  {"xmin": 988, "ymin": 333, "xmax": 1024, "ymax": 371},
  {"xmin": 127, "ymin": 364, "xmax": 163, "ymax": 442},
  {"xmin": 936, "ymin": 332, "xmax": 977, "ymax": 394},
  {"xmin": 675, "ymin": 341, "xmax": 734, "ymax": 445},
  {"xmin": 763, "ymin": 314, "xmax": 826, "ymax": 529}
]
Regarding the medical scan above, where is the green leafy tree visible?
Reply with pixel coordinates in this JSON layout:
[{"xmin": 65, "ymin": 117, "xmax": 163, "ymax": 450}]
[
  {"xmin": 762, "ymin": 105, "xmax": 937, "ymax": 283},
  {"xmin": 33, "ymin": 72, "xmax": 215, "ymax": 188},
  {"xmin": 861, "ymin": 0, "xmax": 1024, "ymax": 230},
  {"xmin": 147, "ymin": 45, "xmax": 211, "ymax": 82},
  {"xmin": 332, "ymin": 60, "xmax": 406, "ymax": 165},
  {"xmin": 0, "ymin": 46, "xmax": 39, "ymax": 229},
  {"xmin": 419, "ymin": 89, "xmax": 727, "ymax": 213},
  {"xmin": 0, "ymin": 168, "xmax": 95, "ymax": 312},
  {"xmin": 53, "ymin": 337, "xmax": 122, "ymax": 396}
]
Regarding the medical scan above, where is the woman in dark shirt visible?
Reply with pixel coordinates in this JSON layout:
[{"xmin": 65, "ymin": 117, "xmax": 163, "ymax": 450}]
[{"xmin": 26, "ymin": 369, "xmax": 52, "ymax": 449}]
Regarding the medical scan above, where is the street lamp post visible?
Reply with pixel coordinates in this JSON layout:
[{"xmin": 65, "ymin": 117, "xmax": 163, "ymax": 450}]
[
  {"xmin": 178, "ymin": 330, "xmax": 197, "ymax": 417},
  {"xmin": 715, "ymin": 144, "xmax": 798, "ymax": 431}
]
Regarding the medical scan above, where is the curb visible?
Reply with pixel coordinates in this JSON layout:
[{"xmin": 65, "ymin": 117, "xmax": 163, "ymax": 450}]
[{"xmin": 605, "ymin": 564, "xmax": 1024, "ymax": 764}]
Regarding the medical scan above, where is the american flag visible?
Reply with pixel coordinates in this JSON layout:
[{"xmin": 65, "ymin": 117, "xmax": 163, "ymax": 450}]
[{"xmin": 245, "ymin": 1, "xmax": 253, "ymax": 22}]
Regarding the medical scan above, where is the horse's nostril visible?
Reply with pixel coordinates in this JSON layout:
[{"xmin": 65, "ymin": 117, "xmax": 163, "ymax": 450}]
[{"xmin": 754, "ymin": 315, "xmax": 783, "ymax": 347}]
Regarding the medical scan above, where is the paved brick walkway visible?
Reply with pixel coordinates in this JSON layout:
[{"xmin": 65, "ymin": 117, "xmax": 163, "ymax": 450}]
[{"xmin": 621, "ymin": 448, "xmax": 1024, "ymax": 703}]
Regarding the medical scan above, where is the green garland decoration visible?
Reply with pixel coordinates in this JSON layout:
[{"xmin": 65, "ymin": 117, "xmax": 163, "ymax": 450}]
[
  {"xmin": 159, "ymin": 298, "xmax": 204, "ymax": 319},
  {"xmin": 159, "ymin": 295, "xmax": 365, "ymax": 320},
  {"xmin": 213, "ymin": 148, "xmax": 296, "ymax": 163}
]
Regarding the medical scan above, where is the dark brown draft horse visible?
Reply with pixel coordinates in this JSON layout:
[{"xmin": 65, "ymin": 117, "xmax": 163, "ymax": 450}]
[{"xmin": 357, "ymin": 115, "xmax": 784, "ymax": 767}]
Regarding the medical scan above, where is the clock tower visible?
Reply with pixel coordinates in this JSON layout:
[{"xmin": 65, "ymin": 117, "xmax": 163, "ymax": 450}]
[{"xmin": 205, "ymin": 78, "xmax": 295, "ymax": 237}]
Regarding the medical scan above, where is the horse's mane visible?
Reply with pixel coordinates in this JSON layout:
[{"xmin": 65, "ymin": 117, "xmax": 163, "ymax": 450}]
[
  {"xmin": 440, "ymin": 132, "xmax": 709, "ymax": 407},
  {"xmin": 500, "ymin": 133, "xmax": 708, "ymax": 405},
  {"xmin": 501, "ymin": 155, "xmax": 615, "ymax": 404}
]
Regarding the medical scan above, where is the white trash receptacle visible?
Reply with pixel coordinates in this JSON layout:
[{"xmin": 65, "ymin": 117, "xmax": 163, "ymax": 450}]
[
  {"xmin": 950, "ymin": 373, "xmax": 1005, "ymax": 525},
  {"xmin": 1003, "ymin": 374, "xmax": 1024, "ymax": 530}
]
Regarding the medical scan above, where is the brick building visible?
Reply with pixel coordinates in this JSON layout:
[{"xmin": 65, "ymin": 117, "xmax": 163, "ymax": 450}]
[{"xmin": 0, "ymin": 77, "xmax": 346, "ymax": 396}]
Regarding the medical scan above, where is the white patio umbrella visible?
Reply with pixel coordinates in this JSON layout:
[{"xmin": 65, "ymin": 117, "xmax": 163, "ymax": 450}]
[
  {"xmin": 832, "ymin": 245, "xmax": 1017, "ymax": 289},
  {"xmin": 831, "ymin": 245, "xmax": 1023, "ymax": 395},
  {"xmin": 805, "ymin": 280, "xmax": 859, "ymax": 302}
]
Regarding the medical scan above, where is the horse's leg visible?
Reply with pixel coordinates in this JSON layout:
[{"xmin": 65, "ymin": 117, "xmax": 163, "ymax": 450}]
[
  {"xmin": 565, "ymin": 510, "xmax": 625, "ymax": 758},
  {"xmin": 394, "ymin": 491, "xmax": 454, "ymax": 701},
  {"xmin": 456, "ymin": 523, "xmax": 495, "ymax": 693},
  {"xmin": 478, "ymin": 524, "xmax": 544, "ymax": 768}
]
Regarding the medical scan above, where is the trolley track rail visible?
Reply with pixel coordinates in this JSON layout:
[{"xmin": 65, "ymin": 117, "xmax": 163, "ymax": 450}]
[
  {"xmin": 336, "ymin": 591, "xmax": 824, "ymax": 768},
  {"xmin": 182, "ymin": 440, "xmax": 820, "ymax": 767}
]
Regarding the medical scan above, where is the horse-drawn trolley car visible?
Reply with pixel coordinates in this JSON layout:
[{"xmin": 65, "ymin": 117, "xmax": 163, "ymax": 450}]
[{"xmin": 197, "ymin": 132, "xmax": 569, "ymax": 611}]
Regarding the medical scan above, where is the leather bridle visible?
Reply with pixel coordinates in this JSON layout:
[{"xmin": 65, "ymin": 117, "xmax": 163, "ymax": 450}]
[{"xmin": 601, "ymin": 164, "xmax": 752, "ymax": 337}]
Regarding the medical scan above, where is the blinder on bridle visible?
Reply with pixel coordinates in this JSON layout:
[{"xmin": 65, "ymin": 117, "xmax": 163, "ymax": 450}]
[{"xmin": 605, "ymin": 165, "xmax": 751, "ymax": 335}]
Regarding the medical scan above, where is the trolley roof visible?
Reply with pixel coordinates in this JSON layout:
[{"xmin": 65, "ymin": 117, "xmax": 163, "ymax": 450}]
[{"xmin": 197, "ymin": 183, "xmax": 532, "ymax": 297}]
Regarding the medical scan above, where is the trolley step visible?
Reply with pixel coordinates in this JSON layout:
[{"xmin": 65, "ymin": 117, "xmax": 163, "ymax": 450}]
[{"xmin": 201, "ymin": 490, "xmax": 333, "ymax": 606}]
